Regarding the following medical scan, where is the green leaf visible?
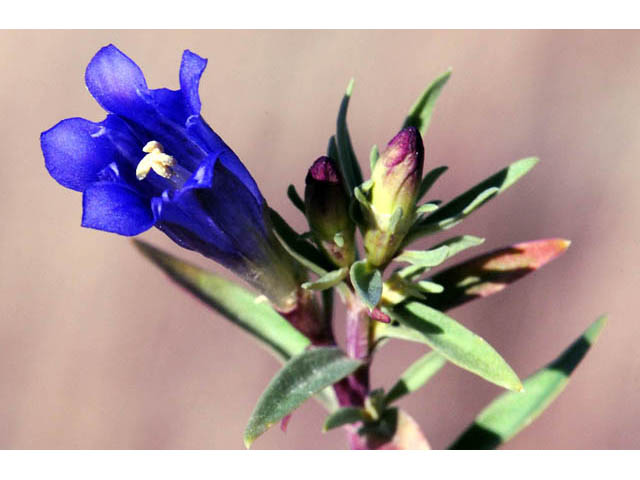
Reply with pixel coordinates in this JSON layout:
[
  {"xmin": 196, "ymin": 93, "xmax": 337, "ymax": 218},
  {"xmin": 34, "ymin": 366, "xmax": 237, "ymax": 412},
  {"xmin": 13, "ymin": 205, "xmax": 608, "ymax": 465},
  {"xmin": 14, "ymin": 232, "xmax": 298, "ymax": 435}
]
[
  {"xmin": 386, "ymin": 352, "xmax": 447, "ymax": 405},
  {"xmin": 287, "ymin": 184, "xmax": 305, "ymax": 214},
  {"xmin": 335, "ymin": 78, "xmax": 363, "ymax": 197},
  {"xmin": 450, "ymin": 316, "xmax": 607, "ymax": 449},
  {"xmin": 327, "ymin": 135, "xmax": 338, "ymax": 160},
  {"xmin": 302, "ymin": 267, "xmax": 349, "ymax": 291},
  {"xmin": 395, "ymin": 245, "xmax": 450, "ymax": 268},
  {"xmin": 269, "ymin": 208, "xmax": 334, "ymax": 276},
  {"xmin": 397, "ymin": 264, "xmax": 428, "ymax": 281},
  {"xmin": 406, "ymin": 157, "xmax": 539, "ymax": 244},
  {"xmin": 415, "ymin": 202, "xmax": 440, "ymax": 216},
  {"xmin": 433, "ymin": 235, "xmax": 485, "ymax": 258},
  {"xmin": 416, "ymin": 280, "xmax": 444, "ymax": 294},
  {"xmin": 418, "ymin": 166, "xmax": 448, "ymax": 201},
  {"xmin": 386, "ymin": 301, "xmax": 523, "ymax": 392},
  {"xmin": 350, "ymin": 260, "xmax": 383, "ymax": 309},
  {"xmin": 369, "ymin": 144, "xmax": 379, "ymax": 171},
  {"xmin": 133, "ymin": 240, "xmax": 310, "ymax": 363},
  {"xmin": 403, "ymin": 69, "xmax": 452, "ymax": 137},
  {"xmin": 244, "ymin": 347, "xmax": 362, "ymax": 448},
  {"xmin": 323, "ymin": 407, "xmax": 369, "ymax": 432},
  {"xmin": 428, "ymin": 238, "xmax": 571, "ymax": 312}
]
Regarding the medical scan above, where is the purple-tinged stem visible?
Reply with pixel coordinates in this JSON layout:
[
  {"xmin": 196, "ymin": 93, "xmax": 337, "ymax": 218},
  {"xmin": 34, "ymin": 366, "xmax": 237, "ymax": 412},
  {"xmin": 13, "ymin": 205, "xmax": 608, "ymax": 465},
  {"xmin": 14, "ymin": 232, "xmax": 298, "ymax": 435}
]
[
  {"xmin": 333, "ymin": 294, "xmax": 373, "ymax": 448},
  {"xmin": 279, "ymin": 288, "xmax": 335, "ymax": 346}
]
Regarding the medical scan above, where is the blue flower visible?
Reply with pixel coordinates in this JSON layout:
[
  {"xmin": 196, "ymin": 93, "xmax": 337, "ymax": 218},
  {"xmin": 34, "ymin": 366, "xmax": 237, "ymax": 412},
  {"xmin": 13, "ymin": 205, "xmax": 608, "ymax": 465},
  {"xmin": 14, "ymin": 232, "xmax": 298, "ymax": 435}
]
[{"xmin": 42, "ymin": 44, "xmax": 303, "ymax": 309}]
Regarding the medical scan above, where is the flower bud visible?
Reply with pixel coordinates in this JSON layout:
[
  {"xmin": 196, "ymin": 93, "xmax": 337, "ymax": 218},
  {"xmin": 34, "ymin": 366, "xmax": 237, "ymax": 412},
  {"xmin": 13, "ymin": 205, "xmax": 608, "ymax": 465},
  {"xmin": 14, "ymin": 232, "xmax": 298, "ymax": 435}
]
[
  {"xmin": 304, "ymin": 157, "xmax": 356, "ymax": 267},
  {"xmin": 364, "ymin": 127, "xmax": 424, "ymax": 267}
]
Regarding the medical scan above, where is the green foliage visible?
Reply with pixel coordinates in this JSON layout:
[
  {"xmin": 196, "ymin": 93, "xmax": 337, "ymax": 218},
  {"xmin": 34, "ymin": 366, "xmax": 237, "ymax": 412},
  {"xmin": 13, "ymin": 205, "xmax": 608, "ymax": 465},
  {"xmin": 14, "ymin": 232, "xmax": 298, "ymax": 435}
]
[
  {"xmin": 133, "ymin": 240, "xmax": 310, "ymax": 362},
  {"xmin": 286, "ymin": 184, "xmax": 306, "ymax": 214},
  {"xmin": 405, "ymin": 157, "xmax": 539, "ymax": 244},
  {"xmin": 350, "ymin": 260, "xmax": 383, "ymax": 309},
  {"xmin": 395, "ymin": 245, "xmax": 450, "ymax": 268},
  {"xmin": 323, "ymin": 407, "xmax": 369, "ymax": 432},
  {"xmin": 428, "ymin": 238, "xmax": 571, "ymax": 312},
  {"xmin": 270, "ymin": 208, "xmax": 334, "ymax": 276},
  {"xmin": 137, "ymin": 69, "xmax": 603, "ymax": 450},
  {"xmin": 244, "ymin": 347, "xmax": 362, "ymax": 448},
  {"xmin": 385, "ymin": 301, "xmax": 523, "ymax": 392},
  {"xmin": 385, "ymin": 351, "xmax": 447, "ymax": 405},
  {"xmin": 415, "ymin": 202, "xmax": 440, "ymax": 216},
  {"xmin": 450, "ymin": 316, "xmax": 607, "ymax": 449},
  {"xmin": 335, "ymin": 78, "xmax": 363, "ymax": 198},
  {"xmin": 369, "ymin": 144, "xmax": 379, "ymax": 172},
  {"xmin": 434, "ymin": 235, "xmax": 485, "ymax": 257},
  {"xmin": 302, "ymin": 267, "xmax": 349, "ymax": 291},
  {"xmin": 403, "ymin": 69, "xmax": 452, "ymax": 136}
]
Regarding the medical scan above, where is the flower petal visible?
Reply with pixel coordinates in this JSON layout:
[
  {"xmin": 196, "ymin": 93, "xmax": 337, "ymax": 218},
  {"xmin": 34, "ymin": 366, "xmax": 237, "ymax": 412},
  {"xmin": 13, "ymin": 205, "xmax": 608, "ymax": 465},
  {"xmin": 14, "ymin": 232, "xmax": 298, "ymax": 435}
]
[
  {"xmin": 82, "ymin": 182, "xmax": 154, "ymax": 236},
  {"xmin": 42, "ymin": 117, "xmax": 118, "ymax": 191},
  {"xmin": 180, "ymin": 50, "xmax": 207, "ymax": 115},
  {"xmin": 185, "ymin": 116, "xmax": 263, "ymax": 203},
  {"xmin": 85, "ymin": 44, "xmax": 151, "ymax": 118},
  {"xmin": 196, "ymin": 159, "xmax": 267, "ymax": 256}
]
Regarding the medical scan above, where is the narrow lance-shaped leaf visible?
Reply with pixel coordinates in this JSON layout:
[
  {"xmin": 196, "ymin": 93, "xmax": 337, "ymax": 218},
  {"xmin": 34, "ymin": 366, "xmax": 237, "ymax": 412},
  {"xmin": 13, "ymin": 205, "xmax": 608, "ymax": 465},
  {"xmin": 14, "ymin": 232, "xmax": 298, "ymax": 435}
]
[
  {"xmin": 432, "ymin": 235, "xmax": 485, "ymax": 259},
  {"xmin": 395, "ymin": 245, "xmax": 450, "ymax": 268},
  {"xmin": 428, "ymin": 238, "xmax": 571, "ymax": 311},
  {"xmin": 327, "ymin": 135, "xmax": 338, "ymax": 160},
  {"xmin": 450, "ymin": 316, "xmax": 607, "ymax": 449},
  {"xmin": 133, "ymin": 240, "xmax": 310, "ymax": 362},
  {"xmin": 386, "ymin": 301, "xmax": 523, "ymax": 392},
  {"xmin": 415, "ymin": 202, "xmax": 440, "ymax": 216},
  {"xmin": 286, "ymin": 184, "xmax": 305, "ymax": 214},
  {"xmin": 244, "ymin": 347, "xmax": 362, "ymax": 448},
  {"xmin": 405, "ymin": 157, "xmax": 539, "ymax": 244},
  {"xmin": 269, "ymin": 208, "xmax": 335, "ymax": 276},
  {"xmin": 403, "ymin": 69, "xmax": 452, "ymax": 137},
  {"xmin": 302, "ymin": 267, "xmax": 349, "ymax": 291},
  {"xmin": 335, "ymin": 78, "xmax": 363, "ymax": 196},
  {"xmin": 385, "ymin": 351, "xmax": 447, "ymax": 405}
]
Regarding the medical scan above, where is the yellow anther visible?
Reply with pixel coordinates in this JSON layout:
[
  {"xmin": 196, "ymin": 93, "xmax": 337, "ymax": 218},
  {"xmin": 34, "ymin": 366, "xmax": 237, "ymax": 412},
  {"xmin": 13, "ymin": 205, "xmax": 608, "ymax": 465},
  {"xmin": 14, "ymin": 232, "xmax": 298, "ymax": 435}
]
[{"xmin": 136, "ymin": 140, "xmax": 176, "ymax": 180}]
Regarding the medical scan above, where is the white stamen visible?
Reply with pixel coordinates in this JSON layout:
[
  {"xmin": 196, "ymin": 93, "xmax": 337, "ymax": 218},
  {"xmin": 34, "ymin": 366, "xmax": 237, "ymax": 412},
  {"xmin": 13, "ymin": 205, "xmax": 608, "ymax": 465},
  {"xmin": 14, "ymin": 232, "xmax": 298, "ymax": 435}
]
[{"xmin": 136, "ymin": 140, "xmax": 176, "ymax": 180}]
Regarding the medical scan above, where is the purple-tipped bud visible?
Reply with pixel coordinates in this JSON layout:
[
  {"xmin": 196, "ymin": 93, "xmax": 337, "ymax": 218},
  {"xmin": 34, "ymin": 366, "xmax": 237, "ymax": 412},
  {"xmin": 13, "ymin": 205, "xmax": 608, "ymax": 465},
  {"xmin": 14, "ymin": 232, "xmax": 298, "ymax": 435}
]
[
  {"xmin": 305, "ymin": 157, "xmax": 355, "ymax": 267},
  {"xmin": 364, "ymin": 127, "xmax": 425, "ymax": 267}
]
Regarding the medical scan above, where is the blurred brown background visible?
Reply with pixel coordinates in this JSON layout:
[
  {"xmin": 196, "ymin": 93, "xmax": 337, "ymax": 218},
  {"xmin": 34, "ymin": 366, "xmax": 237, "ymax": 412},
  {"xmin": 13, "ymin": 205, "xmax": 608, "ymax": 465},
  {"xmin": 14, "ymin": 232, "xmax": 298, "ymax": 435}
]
[{"xmin": 0, "ymin": 30, "xmax": 638, "ymax": 449}]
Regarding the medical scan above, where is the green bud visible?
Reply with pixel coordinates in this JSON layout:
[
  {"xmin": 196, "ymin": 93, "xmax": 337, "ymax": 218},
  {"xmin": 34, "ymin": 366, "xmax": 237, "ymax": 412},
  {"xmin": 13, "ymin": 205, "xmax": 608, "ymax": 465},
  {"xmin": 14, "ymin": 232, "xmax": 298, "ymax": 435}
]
[
  {"xmin": 364, "ymin": 127, "xmax": 424, "ymax": 267},
  {"xmin": 304, "ymin": 156, "xmax": 356, "ymax": 267}
]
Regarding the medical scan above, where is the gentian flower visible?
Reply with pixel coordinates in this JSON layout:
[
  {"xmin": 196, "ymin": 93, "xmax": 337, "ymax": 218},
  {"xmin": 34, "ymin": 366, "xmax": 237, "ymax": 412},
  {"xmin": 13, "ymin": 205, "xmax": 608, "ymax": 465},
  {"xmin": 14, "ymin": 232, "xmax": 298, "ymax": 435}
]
[{"xmin": 41, "ymin": 44, "xmax": 305, "ymax": 311}]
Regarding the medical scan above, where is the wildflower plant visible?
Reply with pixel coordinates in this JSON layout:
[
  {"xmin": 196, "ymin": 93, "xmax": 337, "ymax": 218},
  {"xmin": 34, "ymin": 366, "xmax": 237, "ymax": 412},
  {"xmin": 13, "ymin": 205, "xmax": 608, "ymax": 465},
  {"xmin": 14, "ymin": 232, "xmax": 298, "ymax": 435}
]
[{"xmin": 43, "ymin": 45, "xmax": 606, "ymax": 450}]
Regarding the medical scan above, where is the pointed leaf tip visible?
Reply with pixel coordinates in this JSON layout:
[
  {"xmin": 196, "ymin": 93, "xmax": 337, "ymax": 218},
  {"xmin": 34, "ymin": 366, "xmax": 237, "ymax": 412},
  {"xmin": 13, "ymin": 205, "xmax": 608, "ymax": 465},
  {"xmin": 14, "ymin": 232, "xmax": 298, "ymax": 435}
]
[
  {"xmin": 450, "ymin": 315, "xmax": 607, "ymax": 449},
  {"xmin": 428, "ymin": 238, "xmax": 572, "ymax": 311},
  {"xmin": 387, "ymin": 301, "xmax": 522, "ymax": 392},
  {"xmin": 244, "ymin": 347, "xmax": 361, "ymax": 448}
]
